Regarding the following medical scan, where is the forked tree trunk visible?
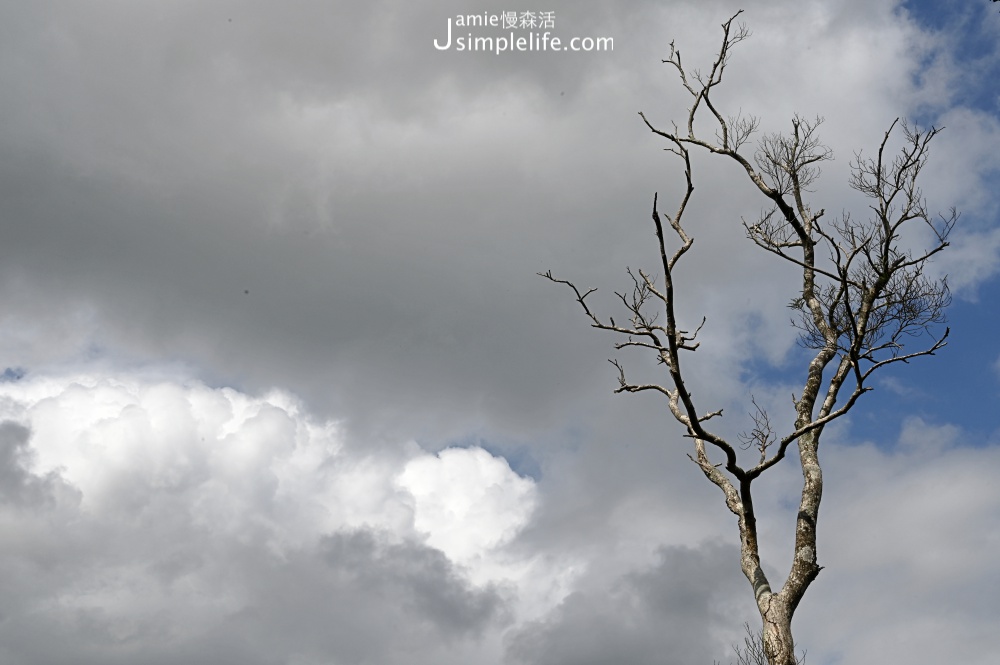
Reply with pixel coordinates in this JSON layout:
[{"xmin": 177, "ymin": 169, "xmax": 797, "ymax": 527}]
[{"xmin": 745, "ymin": 426, "xmax": 821, "ymax": 665}]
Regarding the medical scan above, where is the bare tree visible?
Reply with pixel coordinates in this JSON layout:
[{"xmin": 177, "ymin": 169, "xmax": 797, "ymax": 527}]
[{"xmin": 540, "ymin": 11, "xmax": 954, "ymax": 665}]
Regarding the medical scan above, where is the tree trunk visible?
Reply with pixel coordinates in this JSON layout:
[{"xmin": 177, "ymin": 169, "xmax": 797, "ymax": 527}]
[{"xmin": 761, "ymin": 600, "xmax": 797, "ymax": 665}]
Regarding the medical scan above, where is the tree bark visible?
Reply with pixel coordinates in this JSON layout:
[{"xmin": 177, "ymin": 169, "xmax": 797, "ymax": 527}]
[{"xmin": 761, "ymin": 600, "xmax": 796, "ymax": 665}]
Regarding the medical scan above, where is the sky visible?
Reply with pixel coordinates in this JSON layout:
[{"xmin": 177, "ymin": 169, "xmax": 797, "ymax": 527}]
[{"xmin": 0, "ymin": 1, "xmax": 998, "ymax": 664}]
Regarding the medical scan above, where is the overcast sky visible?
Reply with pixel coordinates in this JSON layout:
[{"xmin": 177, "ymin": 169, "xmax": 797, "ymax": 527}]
[{"xmin": 0, "ymin": 1, "xmax": 998, "ymax": 664}]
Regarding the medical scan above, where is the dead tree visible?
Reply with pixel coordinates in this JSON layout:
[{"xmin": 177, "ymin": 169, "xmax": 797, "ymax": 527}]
[{"xmin": 540, "ymin": 11, "xmax": 953, "ymax": 665}]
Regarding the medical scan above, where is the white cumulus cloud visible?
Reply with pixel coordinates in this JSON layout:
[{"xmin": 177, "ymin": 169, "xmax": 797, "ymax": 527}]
[
  {"xmin": 398, "ymin": 446, "xmax": 538, "ymax": 564},
  {"xmin": 0, "ymin": 370, "xmax": 541, "ymax": 664}
]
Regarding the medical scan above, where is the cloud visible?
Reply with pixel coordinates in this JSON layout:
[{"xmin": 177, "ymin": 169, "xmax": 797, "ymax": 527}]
[
  {"xmin": 0, "ymin": 1, "xmax": 997, "ymax": 663},
  {"xmin": 4, "ymin": 0, "xmax": 992, "ymax": 441},
  {"xmin": 0, "ymin": 372, "xmax": 536, "ymax": 664},
  {"xmin": 506, "ymin": 542, "xmax": 748, "ymax": 665},
  {"xmin": 0, "ymin": 421, "xmax": 74, "ymax": 507},
  {"xmin": 935, "ymin": 223, "xmax": 1000, "ymax": 299},
  {"xmin": 397, "ymin": 446, "xmax": 537, "ymax": 565},
  {"xmin": 0, "ymin": 371, "xmax": 998, "ymax": 664},
  {"xmin": 799, "ymin": 417, "xmax": 1000, "ymax": 665}
]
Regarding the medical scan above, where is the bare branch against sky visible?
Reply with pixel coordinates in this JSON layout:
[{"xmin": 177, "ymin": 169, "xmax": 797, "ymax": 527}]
[{"xmin": 544, "ymin": 11, "xmax": 953, "ymax": 663}]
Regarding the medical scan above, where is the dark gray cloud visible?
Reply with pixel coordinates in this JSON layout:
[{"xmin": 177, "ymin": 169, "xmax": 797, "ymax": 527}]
[
  {"xmin": 0, "ymin": 0, "xmax": 661, "ymax": 443},
  {"xmin": 0, "ymin": 531, "xmax": 507, "ymax": 665},
  {"xmin": 0, "ymin": 0, "xmax": 819, "ymax": 445},
  {"xmin": 0, "ymin": 0, "xmax": 947, "ymax": 434},
  {"xmin": 0, "ymin": 421, "xmax": 77, "ymax": 508},
  {"xmin": 188, "ymin": 531, "xmax": 507, "ymax": 665},
  {"xmin": 507, "ymin": 542, "xmax": 748, "ymax": 665}
]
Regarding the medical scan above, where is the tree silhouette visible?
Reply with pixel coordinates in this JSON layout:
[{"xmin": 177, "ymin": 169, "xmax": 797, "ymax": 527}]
[{"xmin": 541, "ymin": 12, "xmax": 953, "ymax": 665}]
